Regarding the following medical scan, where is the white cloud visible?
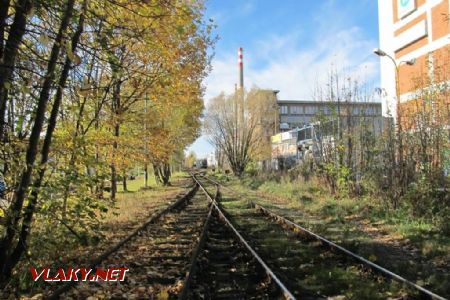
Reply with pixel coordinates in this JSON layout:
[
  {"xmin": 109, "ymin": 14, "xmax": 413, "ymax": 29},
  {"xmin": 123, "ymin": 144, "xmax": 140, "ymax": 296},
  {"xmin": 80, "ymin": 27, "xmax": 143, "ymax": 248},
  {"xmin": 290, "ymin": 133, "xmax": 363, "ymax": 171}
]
[
  {"xmin": 204, "ymin": 26, "xmax": 380, "ymax": 103},
  {"xmin": 204, "ymin": 53, "xmax": 237, "ymax": 102}
]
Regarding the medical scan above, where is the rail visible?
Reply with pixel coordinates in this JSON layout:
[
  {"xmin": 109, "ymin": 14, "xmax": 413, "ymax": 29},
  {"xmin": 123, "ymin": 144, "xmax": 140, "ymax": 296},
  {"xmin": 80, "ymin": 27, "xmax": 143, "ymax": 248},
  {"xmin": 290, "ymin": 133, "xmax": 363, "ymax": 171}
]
[
  {"xmin": 191, "ymin": 174, "xmax": 296, "ymax": 300},
  {"xmin": 178, "ymin": 201, "xmax": 214, "ymax": 300}
]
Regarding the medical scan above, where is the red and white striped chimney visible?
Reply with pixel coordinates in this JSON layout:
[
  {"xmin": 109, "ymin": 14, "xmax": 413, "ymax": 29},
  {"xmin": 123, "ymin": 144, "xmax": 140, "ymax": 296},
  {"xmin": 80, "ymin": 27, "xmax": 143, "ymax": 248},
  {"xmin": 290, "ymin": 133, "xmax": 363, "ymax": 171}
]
[{"xmin": 238, "ymin": 47, "xmax": 244, "ymax": 89}]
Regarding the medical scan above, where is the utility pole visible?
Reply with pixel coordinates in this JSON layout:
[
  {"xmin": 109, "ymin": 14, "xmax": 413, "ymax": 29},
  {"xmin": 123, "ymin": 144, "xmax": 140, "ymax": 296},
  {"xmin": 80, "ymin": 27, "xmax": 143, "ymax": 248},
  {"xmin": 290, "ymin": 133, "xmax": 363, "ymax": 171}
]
[
  {"xmin": 144, "ymin": 93, "xmax": 148, "ymax": 188},
  {"xmin": 273, "ymin": 90, "xmax": 280, "ymax": 134}
]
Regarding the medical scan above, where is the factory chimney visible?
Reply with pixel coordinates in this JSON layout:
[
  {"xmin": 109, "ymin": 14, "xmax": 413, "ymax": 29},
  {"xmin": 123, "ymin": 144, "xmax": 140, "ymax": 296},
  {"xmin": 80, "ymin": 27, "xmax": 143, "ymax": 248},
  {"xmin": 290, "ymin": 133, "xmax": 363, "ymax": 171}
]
[
  {"xmin": 237, "ymin": 47, "xmax": 245, "ymax": 128},
  {"xmin": 238, "ymin": 47, "xmax": 244, "ymax": 89}
]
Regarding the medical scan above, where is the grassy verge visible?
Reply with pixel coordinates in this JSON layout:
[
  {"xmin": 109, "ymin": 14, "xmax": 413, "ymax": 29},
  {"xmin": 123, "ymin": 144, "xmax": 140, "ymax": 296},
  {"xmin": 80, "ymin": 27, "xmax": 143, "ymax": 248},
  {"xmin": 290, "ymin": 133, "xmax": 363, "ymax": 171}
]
[
  {"xmin": 219, "ymin": 173, "xmax": 449, "ymax": 256},
  {"xmin": 108, "ymin": 172, "xmax": 188, "ymax": 224},
  {"xmin": 212, "ymin": 171, "xmax": 450, "ymax": 297}
]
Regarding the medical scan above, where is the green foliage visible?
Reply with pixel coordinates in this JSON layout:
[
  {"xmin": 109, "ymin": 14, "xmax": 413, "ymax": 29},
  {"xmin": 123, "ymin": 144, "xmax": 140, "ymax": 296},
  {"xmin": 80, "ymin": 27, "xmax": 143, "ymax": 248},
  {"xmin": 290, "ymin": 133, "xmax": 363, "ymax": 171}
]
[
  {"xmin": 403, "ymin": 174, "xmax": 450, "ymax": 233},
  {"xmin": 244, "ymin": 160, "xmax": 258, "ymax": 177}
]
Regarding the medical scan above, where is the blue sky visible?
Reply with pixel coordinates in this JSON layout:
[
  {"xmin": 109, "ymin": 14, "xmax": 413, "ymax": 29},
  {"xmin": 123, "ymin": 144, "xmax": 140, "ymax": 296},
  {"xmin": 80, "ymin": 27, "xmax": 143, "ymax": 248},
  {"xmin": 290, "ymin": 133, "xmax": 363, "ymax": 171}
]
[{"xmin": 188, "ymin": 0, "xmax": 381, "ymax": 158}]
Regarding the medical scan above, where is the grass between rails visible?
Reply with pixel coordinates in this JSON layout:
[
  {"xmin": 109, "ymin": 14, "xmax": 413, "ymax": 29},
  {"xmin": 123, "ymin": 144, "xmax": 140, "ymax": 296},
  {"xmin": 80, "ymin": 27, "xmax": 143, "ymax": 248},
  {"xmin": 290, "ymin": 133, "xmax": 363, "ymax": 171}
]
[
  {"xmin": 212, "ymin": 171, "xmax": 450, "ymax": 298},
  {"xmin": 217, "ymin": 185, "xmax": 410, "ymax": 299}
]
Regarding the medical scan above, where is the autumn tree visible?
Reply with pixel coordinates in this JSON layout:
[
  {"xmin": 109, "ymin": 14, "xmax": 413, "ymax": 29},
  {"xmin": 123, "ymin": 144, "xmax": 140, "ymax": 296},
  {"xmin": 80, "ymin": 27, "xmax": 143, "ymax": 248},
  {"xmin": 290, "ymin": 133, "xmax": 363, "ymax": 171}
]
[
  {"xmin": 0, "ymin": 0, "xmax": 78, "ymax": 283},
  {"xmin": 205, "ymin": 88, "xmax": 274, "ymax": 176},
  {"xmin": 185, "ymin": 151, "xmax": 197, "ymax": 168},
  {"xmin": 246, "ymin": 88, "xmax": 278, "ymax": 167},
  {"xmin": 0, "ymin": 0, "xmax": 213, "ymax": 285}
]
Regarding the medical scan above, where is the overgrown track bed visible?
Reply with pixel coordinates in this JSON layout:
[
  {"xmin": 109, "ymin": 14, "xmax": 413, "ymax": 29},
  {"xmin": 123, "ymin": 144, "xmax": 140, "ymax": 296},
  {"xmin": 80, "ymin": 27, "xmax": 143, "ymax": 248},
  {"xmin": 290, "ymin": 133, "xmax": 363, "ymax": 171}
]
[
  {"xmin": 183, "ymin": 175, "xmax": 295, "ymax": 299},
  {"xmin": 185, "ymin": 209, "xmax": 282, "ymax": 299},
  {"xmin": 197, "ymin": 175, "xmax": 446, "ymax": 300},
  {"xmin": 46, "ymin": 184, "xmax": 210, "ymax": 299}
]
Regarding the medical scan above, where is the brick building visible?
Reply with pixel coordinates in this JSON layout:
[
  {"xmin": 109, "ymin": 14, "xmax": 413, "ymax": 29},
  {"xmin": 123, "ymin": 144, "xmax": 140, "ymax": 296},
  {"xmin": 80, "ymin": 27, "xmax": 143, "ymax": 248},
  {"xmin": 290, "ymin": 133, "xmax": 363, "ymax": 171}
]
[{"xmin": 377, "ymin": 0, "xmax": 449, "ymax": 126}]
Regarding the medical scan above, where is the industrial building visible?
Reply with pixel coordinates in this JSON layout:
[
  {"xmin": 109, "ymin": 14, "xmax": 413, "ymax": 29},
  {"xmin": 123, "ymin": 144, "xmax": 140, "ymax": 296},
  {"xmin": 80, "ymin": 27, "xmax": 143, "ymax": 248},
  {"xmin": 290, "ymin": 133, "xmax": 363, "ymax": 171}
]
[{"xmin": 277, "ymin": 100, "xmax": 382, "ymax": 131}]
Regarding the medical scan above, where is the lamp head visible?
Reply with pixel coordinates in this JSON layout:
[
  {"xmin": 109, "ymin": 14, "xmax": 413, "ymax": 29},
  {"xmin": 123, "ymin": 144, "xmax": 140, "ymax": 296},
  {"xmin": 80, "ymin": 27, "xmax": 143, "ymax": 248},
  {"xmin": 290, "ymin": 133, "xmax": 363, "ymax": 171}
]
[
  {"xmin": 405, "ymin": 58, "xmax": 416, "ymax": 66},
  {"xmin": 373, "ymin": 48, "xmax": 387, "ymax": 57}
]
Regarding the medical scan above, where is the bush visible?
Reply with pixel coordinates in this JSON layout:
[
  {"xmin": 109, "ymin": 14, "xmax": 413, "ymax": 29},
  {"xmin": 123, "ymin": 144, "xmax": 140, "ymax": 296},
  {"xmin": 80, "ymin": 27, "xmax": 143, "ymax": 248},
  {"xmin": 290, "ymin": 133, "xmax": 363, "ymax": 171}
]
[
  {"xmin": 245, "ymin": 161, "xmax": 258, "ymax": 177},
  {"xmin": 403, "ymin": 173, "xmax": 450, "ymax": 233}
]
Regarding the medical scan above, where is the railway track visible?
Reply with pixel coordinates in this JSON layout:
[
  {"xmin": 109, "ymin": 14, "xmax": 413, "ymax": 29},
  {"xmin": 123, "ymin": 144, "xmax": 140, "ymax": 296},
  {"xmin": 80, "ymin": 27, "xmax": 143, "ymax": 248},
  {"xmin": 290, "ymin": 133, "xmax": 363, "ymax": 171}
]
[
  {"xmin": 196, "ymin": 173, "xmax": 446, "ymax": 300},
  {"xmin": 45, "ymin": 177, "xmax": 297, "ymax": 299},
  {"xmin": 184, "ymin": 209, "xmax": 281, "ymax": 299},
  {"xmin": 42, "ymin": 173, "xmax": 446, "ymax": 299},
  {"xmin": 182, "ymin": 176, "xmax": 295, "ymax": 299}
]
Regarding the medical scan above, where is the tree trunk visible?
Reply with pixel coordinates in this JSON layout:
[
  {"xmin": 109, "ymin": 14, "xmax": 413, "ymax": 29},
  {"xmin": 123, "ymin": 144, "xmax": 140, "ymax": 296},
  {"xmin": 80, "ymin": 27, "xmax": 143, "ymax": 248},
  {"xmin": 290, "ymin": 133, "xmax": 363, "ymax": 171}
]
[
  {"xmin": 122, "ymin": 172, "xmax": 127, "ymax": 192},
  {"xmin": 153, "ymin": 164, "xmax": 161, "ymax": 185},
  {"xmin": 153, "ymin": 163, "xmax": 171, "ymax": 186},
  {"xmin": 0, "ymin": 0, "xmax": 10, "ymax": 141},
  {"xmin": 0, "ymin": 0, "xmax": 76, "ymax": 284},
  {"xmin": 110, "ymin": 80, "xmax": 122, "ymax": 200},
  {"xmin": 161, "ymin": 163, "xmax": 171, "ymax": 186},
  {"xmin": 111, "ymin": 163, "xmax": 117, "ymax": 199},
  {"xmin": 0, "ymin": 0, "xmax": 33, "ymax": 141},
  {"xmin": 0, "ymin": 0, "xmax": 10, "ymax": 59},
  {"xmin": 8, "ymin": 0, "xmax": 86, "ymax": 274},
  {"xmin": 7, "ymin": 93, "xmax": 14, "ymax": 134},
  {"xmin": 144, "ymin": 163, "xmax": 149, "ymax": 188}
]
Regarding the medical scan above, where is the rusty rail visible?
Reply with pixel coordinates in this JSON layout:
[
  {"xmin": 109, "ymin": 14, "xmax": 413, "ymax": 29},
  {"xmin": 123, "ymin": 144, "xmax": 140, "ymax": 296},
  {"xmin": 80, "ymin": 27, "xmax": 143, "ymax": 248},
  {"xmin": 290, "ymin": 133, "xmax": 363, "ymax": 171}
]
[
  {"xmin": 178, "ymin": 201, "xmax": 214, "ymax": 300},
  {"xmin": 253, "ymin": 202, "xmax": 446, "ymax": 300},
  {"xmin": 191, "ymin": 174, "xmax": 296, "ymax": 300}
]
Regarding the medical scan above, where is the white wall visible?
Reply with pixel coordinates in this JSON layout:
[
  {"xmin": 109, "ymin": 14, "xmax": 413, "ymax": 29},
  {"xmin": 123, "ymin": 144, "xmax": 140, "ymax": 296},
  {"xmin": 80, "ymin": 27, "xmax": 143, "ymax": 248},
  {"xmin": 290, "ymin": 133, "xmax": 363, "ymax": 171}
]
[
  {"xmin": 206, "ymin": 152, "xmax": 217, "ymax": 167},
  {"xmin": 377, "ymin": 0, "xmax": 397, "ymax": 120}
]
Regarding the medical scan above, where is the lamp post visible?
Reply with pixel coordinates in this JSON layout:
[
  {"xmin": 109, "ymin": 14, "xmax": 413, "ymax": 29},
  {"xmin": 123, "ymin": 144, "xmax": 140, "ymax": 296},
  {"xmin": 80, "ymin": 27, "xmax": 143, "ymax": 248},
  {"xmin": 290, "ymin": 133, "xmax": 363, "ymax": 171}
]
[
  {"xmin": 373, "ymin": 48, "xmax": 415, "ymax": 191},
  {"xmin": 373, "ymin": 48, "xmax": 415, "ymax": 129}
]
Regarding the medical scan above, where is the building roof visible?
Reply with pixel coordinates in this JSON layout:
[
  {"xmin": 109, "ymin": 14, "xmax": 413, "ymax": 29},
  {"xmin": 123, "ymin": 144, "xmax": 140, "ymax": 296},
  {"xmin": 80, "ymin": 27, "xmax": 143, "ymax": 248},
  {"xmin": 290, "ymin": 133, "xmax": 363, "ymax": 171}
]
[{"xmin": 277, "ymin": 100, "xmax": 381, "ymax": 105}]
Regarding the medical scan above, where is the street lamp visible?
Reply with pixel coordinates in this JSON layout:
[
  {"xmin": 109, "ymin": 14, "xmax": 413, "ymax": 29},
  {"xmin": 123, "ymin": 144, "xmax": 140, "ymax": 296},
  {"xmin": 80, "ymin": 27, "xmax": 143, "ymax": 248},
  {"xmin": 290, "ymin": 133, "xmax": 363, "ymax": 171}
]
[
  {"xmin": 373, "ymin": 48, "xmax": 415, "ymax": 189},
  {"xmin": 373, "ymin": 47, "xmax": 415, "ymax": 129},
  {"xmin": 373, "ymin": 48, "xmax": 387, "ymax": 57}
]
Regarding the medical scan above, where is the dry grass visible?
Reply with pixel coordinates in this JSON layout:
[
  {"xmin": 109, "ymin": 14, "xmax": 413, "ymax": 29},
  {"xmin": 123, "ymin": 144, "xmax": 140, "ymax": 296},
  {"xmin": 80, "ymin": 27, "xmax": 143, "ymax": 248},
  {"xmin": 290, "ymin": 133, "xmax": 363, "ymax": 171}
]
[
  {"xmin": 104, "ymin": 173, "xmax": 190, "ymax": 229},
  {"xmin": 105, "ymin": 187, "xmax": 182, "ymax": 224},
  {"xmin": 212, "ymin": 171, "xmax": 450, "ymax": 298}
]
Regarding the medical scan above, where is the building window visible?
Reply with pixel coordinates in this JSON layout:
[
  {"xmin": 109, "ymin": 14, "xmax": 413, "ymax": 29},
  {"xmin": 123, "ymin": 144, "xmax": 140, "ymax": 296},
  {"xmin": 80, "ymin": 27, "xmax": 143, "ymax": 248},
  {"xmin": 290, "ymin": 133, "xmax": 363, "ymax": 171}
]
[
  {"xmin": 304, "ymin": 106, "xmax": 317, "ymax": 114},
  {"xmin": 290, "ymin": 106, "xmax": 302, "ymax": 114},
  {"xmin": 279, "ymin": 105, "xmax": 288, "ymax": 114},
  {"xmin": 298, "ymin": 127, "xmax": 312, "ymax": 141}
]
